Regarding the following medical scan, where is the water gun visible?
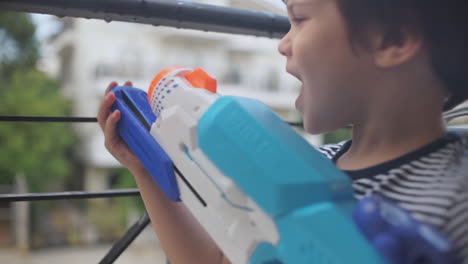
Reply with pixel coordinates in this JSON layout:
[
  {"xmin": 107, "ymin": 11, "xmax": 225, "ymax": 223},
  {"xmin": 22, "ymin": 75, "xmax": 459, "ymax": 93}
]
[
  {"xmin": 110, "ymin": 66, "xmax": 459, "ymax": 264},
  {"xmin": 354, "ymin": 195, "xmax": 461, "ymax": 264}
]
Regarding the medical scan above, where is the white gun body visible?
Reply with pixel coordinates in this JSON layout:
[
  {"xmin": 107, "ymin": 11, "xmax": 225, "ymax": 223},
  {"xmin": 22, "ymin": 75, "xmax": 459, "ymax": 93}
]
[{"xmin": 148, "ymin": 68, "xmax": 279, "ymax": 264}]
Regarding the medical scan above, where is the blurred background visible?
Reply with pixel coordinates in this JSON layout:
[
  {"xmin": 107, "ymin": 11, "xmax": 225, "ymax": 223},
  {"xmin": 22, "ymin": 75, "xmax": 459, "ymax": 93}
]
[{"xmin": 4, "ymin": 0, "xmax": 465, "ymax": 263}]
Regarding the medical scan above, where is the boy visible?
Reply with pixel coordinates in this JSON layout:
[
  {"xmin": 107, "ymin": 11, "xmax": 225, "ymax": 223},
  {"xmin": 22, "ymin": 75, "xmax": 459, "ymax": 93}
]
[{"xmin": 98, "ymin": 0, "xmax": 468, "ymax": 263}]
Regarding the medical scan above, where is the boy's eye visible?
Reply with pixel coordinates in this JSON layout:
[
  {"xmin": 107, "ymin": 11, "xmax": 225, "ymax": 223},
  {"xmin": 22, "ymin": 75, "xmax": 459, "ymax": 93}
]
[{"xmin": 292, "ymin": 17, "xmax": 305, "ymax": 24}]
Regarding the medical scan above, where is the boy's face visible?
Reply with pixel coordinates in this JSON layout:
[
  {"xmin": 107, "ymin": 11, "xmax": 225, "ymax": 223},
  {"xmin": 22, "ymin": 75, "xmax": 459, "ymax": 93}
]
[{"xmin": 279, "ymin": 0, "xmax": 377, "ymax": 134}]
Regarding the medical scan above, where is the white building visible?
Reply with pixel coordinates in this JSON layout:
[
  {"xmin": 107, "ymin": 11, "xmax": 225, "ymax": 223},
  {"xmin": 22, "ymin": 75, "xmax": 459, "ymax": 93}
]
[{"xmin": 41, "ymin": 0, "xmax": 322, "ymax": 192}]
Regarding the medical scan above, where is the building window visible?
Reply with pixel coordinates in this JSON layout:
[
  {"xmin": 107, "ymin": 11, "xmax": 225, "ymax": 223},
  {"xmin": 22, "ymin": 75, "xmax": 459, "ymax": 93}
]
[{"xmin": 94, "ymin": 49, "xmax": 143, "ymax": 80}]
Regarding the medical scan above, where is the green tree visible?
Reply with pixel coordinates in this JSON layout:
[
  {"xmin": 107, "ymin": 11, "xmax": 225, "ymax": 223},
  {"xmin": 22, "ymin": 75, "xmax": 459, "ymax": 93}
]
[
  {"xmin": 323, "ymin": 128, "xmax": 352, "ymax": 144},
  {"xmin": 0, "ymin": 11, "xmax": 38, "ymax": 81},
  {"xmin": 0, "ymin": 11, "xmax": 76, "ymax": 191}
]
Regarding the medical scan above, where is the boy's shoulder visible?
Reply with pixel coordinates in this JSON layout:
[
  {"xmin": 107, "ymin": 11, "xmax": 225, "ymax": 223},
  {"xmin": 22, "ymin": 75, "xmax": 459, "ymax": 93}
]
[
  {"xmin": 316, "ymin": 133, "xmax": 468, "ymax": 260},
  {"xmin": 316, "ymin": 132, "xmax": 467, "ymax": 225},
  {"xmin": 346, "ymin": 132, "xmax": 467, "ymax": 261}
]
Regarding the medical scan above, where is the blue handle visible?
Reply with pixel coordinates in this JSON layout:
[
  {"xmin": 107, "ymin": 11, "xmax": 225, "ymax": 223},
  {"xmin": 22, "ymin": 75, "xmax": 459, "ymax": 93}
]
[
  {"xmin": 110, "ymin": 86, "xmax": 180, "ymax": 201},
  {"xmin": 353, "ymin": 195, "xmax": 461, "ymax": 264}
]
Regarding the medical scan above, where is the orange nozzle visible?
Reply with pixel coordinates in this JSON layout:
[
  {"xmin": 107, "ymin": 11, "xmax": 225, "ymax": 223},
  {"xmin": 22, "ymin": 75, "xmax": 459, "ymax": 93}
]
[
  {"xmin": 148, "ymin": 66, "xmax": 184, "ymax": 101},
  {"xmin": 185, "ymin": 68, "xmax": 217, "ymax": 94}
]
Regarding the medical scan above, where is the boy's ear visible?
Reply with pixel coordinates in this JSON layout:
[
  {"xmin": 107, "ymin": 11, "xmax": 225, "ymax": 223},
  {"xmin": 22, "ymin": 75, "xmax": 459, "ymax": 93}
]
[{"xmin": 370, "ymin": 28, "xmax": 423, "ymax": 68}]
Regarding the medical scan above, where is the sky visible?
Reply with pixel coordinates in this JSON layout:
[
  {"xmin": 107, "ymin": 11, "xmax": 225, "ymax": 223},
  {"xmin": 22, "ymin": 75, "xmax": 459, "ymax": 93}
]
[{"xmin": 31, "ymin": 14, "xmax": 61, "ymax": 42}]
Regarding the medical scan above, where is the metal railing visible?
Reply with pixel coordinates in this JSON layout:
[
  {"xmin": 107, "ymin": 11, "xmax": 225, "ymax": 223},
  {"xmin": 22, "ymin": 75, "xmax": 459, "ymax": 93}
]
[
  {"xmin": 0, "ymin": 0, "xmax": 290, "ymax": 38},
  {"xmin": 0, "ymin": 187, "xmax": 142, "ymax": 263}
]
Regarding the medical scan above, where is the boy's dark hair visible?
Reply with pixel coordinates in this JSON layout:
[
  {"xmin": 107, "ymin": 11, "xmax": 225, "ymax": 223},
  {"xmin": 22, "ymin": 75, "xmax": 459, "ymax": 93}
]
[{"xmin": 334, "ymin": 0, "xmax": 467, "ymax": 110}]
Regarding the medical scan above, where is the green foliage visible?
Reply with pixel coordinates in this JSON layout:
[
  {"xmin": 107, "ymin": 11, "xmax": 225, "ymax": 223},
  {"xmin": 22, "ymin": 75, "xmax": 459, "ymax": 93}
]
[
  {"xmin": 323, "ymin": 128, "xmax": 353, "ymax": 144},
  {"xmin": 0, "ymin": 12, "xmax": 76, "ymax": 191},
  {"xmin": 113, "ymin": 169, "xmax": 145, "ymax": 213},
  {"xmin": 0, "ymin": 70, "xmax": 76, "ymax": 190},
  {"xmin": 0, "ymin": 11, "xmax": 38, "ymax": 80}
]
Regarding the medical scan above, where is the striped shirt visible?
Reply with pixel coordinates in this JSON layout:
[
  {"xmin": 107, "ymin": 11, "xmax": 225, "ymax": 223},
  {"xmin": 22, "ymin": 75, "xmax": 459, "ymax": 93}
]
[{"xmin": 317, "ymin": 132, "xmax": 468, "ymax": 263}]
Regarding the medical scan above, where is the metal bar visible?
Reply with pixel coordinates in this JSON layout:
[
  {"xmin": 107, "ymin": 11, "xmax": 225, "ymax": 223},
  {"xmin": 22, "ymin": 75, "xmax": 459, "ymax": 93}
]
[
  {"xmin": 0, "ymin": 0, "xmax": 290, "ymax": 39},
  {"xmin": 0, "ymin": 116, "xmax": 97, "ymax": 122},
  {"xmin": 99, "ymin": 212, "xmax": 151, "ymax": 264},
  {"xmin": 0, "ymin": 115, "xmax": 304, "ymax": 127},
  {"xmin": 0, "ymin": 189, "xmax": 140, "ymax": 202}
]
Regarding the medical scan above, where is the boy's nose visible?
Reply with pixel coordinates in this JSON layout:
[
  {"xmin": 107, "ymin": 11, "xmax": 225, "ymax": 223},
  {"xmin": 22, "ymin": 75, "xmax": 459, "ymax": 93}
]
[{"xmin": 278, "ymin": 31, "xmax": 292, "ymax": 57}]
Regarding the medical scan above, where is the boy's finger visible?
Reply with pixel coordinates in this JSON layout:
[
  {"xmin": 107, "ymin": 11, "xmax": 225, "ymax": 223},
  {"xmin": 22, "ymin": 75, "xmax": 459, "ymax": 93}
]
[
  {"xmin": 105, "ymin": 81, "xmax": 118, "ymax": 94},
  {"xmin": 104, "ymin": 110, "xmax": 121, "ymax": 146},
  {"xmin": 97, "ymin": 93, "xmax": 116, "ymax": 130}
]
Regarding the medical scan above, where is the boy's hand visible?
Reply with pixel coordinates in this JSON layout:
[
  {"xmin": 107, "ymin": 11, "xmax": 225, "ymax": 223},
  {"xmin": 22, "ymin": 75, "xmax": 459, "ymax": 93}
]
[{"xmin": 97, "ymin": 81, "xmax": 143, "ymax": 170}]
